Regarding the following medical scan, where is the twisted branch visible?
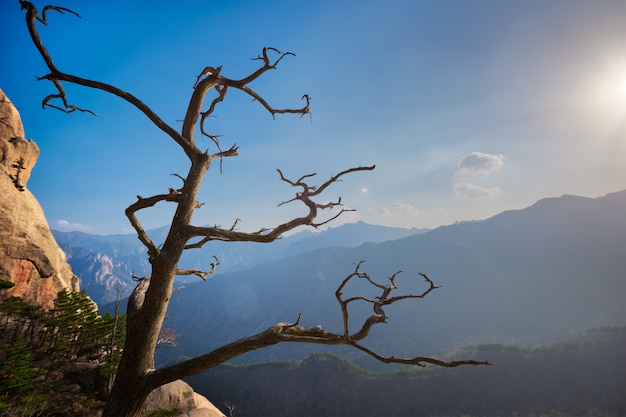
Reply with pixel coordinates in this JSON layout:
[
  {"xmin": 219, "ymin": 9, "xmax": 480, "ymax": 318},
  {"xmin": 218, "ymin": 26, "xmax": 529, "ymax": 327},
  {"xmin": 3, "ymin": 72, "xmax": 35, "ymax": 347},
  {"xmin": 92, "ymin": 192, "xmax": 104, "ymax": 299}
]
[
  {"xmin": 335, "ymin": 262, "xmax": 440, "ymax": 341},
  {"xmin": 125, "ymin": 190, "xmax": 186, "ymax": 262},
  {"xmin": 20, "ymin": 1, "xmax": 198, "ymax": 158},
  {"xmin": 269, "ymin": 263, "xmax": 490, "ymax": 368},
  {"xmin": 186, "ymin": 47, "xmax": 310, "ymax": 167},
  {"xmin": 175, "ymin": 256, "xmax": 219, "ymax": 281},
  {"xmin": 148, "ymin": 263, "xmax": 489, "ymax": 387},
  {"xmin": 182, "ymin": 165, "xmax": 375, "ymax": 249}
]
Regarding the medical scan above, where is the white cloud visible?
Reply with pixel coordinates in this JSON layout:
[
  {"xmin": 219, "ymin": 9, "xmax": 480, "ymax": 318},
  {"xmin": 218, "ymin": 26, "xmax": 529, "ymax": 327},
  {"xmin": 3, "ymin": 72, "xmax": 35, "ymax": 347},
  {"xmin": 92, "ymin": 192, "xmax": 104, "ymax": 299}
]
[
  {"xmin": 454, "ymin": 152, "xmax": 505, "ymax": 177},
  {"xmin": 453, "ymin": 182, "xmax": 501, "ymax": 198},
  {"xmin": 55, "ymin": 219, "xmax": 95, "ymax": 233},
  {"xmin": 451, "ymin": 152, "xmax": 505, "ymax": 199}
]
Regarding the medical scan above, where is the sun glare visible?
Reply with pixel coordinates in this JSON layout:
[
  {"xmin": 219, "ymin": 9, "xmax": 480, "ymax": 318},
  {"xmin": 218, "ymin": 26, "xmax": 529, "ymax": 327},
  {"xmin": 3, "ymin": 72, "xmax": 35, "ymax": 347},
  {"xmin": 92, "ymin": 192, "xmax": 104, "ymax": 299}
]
[
  {"xmin": 588, "ymin": 64, "xmax": 626, "ymax": 110},
  {"xmin": 616, "ymin": 75, "xmax": 626, "ymax": 100}
]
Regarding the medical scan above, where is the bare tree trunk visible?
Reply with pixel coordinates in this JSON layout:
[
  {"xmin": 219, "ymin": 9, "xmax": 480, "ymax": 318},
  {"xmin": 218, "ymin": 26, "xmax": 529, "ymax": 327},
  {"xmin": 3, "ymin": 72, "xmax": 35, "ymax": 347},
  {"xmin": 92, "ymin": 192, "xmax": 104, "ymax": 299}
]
[
  {"xmin": 18, "ymin": 3, "xmax": 490, "ymax": 416},
  {"xmin": 105, "ymin": 155, "xmax": 210, "ymax": 416}
]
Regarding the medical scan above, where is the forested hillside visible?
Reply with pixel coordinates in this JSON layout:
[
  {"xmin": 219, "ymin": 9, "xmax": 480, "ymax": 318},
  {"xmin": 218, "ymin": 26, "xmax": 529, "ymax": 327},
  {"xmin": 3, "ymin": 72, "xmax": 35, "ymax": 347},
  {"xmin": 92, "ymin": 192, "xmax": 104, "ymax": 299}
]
[{"xmin": 187, "ymin": 327, "xmax": 626, "ymax": 417}]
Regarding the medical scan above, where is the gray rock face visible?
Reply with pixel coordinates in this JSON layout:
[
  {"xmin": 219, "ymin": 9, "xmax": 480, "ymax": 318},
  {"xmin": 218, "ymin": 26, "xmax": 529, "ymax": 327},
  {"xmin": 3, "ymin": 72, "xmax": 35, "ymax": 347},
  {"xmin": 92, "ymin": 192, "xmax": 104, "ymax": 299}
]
[{"xmin": 0, "ymin": 89, "xmax": 79, "ymax": 310}]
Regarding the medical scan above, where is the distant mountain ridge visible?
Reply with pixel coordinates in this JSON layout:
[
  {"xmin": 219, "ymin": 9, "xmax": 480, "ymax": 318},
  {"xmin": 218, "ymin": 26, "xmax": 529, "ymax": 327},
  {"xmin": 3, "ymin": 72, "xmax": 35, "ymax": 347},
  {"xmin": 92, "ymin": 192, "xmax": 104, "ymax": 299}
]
[
  {"xmin": 53, "ymin": 221, "xmax": 424, "ymax": 305},
  {"xmin": 152, "ymin": 189, "xmax": 626, "ymax": 368},
  {"xmin": 56, "ymin": 190, "xmax": 626, "ymax": 370}
]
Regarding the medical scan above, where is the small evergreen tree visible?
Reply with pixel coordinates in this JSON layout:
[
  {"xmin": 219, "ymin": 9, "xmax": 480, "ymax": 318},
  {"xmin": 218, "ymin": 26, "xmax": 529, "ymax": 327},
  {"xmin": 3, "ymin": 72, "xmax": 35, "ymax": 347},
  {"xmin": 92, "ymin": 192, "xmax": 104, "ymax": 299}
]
[
  {"xmin": 0, "ymin": 279, "xmax": 15, "ymax": 289},
  {"xmin": 0, "ymin": 333, "xmax": 41, "ymax": 394},
  {"xmin": 9, "ymin": 157, "xmax": 26, "ymax": 191}
]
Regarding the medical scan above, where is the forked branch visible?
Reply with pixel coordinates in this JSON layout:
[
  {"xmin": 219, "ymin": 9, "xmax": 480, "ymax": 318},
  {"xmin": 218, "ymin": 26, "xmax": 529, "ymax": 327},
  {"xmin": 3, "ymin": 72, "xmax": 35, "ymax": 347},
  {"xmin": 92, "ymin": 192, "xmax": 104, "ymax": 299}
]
[
  {"xmin": 20, "ymin": 1, "xmax": 197, "ymax": 157},
  {"xmin": 125, "ymin": 191, "xmax": 186, "ymax": 262},
  {"xmin": 175, "ymin": 256, "xmax": 219, "ymax": 281},
  {"xmin": 191, "ymin": 48, "xmax": 310, "ymax": 154},
  {"xmin": 148, "ymin": 263, "xmax": 489, "ymax": 387},
  {"xmin": 182, "ymin": 165, "xmax": 375, "ymax": 249}
]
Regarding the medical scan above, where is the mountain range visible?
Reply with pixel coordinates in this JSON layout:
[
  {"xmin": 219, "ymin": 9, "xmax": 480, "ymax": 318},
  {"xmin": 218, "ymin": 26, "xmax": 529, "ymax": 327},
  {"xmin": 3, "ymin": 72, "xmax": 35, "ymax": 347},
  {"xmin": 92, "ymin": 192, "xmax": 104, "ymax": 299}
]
[
  {"xmin": 55, "ymin": 190, "xmax": 626, "ymax": 370},
  {"xmin": 53, "ymin": 222, "xmax": 425, "ymax": 305},
  {"xmin": 155, "ymin": 190, "xmax": 626, "ymax": 368}
]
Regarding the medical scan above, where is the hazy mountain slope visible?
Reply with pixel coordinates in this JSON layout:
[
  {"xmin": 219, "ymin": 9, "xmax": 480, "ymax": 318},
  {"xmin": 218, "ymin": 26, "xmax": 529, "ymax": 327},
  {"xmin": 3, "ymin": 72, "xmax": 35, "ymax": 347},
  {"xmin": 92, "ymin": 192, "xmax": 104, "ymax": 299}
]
[
  {"xmin": 54, "ymin": 222, "xmax": 422, "ymax": 305},
  {"xmin": 156, "ymin": 190, "xmax": 626, "ymax": 367}
]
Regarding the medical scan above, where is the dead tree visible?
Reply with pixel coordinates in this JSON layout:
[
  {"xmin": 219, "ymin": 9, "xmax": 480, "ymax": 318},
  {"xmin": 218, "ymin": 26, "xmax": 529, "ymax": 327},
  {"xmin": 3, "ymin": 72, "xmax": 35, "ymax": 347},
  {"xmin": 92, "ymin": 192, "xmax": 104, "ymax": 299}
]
[{"xmin": 19, "ymin": 2, "xmax": 489, "ymax": 416}]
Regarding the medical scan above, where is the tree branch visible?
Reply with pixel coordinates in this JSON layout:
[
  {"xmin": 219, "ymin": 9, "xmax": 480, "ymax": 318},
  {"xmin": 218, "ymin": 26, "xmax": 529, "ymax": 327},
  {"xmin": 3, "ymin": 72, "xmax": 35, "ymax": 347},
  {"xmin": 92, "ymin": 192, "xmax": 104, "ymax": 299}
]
[
  {"xmin": 175, "ymin": 256, "xmax": 219, "ymax": 281},
  {"xmin": 184, "ymin": 48, "xmax": 307, "ymax": 151},
  {"xmin": 146, "ymin": 264, "xmax": 489, "ymax": 388},
  {"xmin": 20, "ymin": 1, "xmax": 198, "ymax": 158},
  {"xmin": 336, "ymin": 262, "xmax": 442, "ymax": 341},
  {"xmin": 125, "ymin": 191, "xmax": 185, "ymax": 262},
  {"xmin": 182, "ymin": 165, "xmax": 375, "ymax": 247},
  {"xmin": 237, "ymin": 47, "xmax": 296, "ymax": 86}
]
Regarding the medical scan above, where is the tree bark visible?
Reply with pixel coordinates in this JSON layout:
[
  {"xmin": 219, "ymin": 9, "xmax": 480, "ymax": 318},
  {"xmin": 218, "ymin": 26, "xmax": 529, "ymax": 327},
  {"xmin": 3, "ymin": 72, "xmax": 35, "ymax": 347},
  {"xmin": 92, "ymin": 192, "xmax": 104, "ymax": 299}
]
[{"xmin": 104, "ymin": 152, "xmax": 211, "ymax": 416}]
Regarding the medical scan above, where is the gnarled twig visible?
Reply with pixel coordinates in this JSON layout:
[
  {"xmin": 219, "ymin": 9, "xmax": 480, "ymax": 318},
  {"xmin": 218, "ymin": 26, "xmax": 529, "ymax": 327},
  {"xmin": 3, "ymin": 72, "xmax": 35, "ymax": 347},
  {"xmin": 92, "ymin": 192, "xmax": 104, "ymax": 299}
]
[
  {"xmin": 175, "ymin": 256, "xmax": 219, "ymax": 280},
  {"xmin": 148, "ymin": 263, "xmax": 489, "ymax": 387},
  {"xmin": 182, "ymin": 165, "xmax": 375, "ymax": 249}
]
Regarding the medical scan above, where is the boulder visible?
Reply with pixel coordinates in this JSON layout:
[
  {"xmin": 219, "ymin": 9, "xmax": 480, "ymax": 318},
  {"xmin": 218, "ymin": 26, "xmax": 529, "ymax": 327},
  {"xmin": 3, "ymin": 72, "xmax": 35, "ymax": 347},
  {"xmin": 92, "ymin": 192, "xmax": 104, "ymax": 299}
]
[
  {"xmin": 141, "ymin": 380, "xmax": 225, "ymax": 417},
  {"xmin": 0, "ymin": 89, "xmax": 79, "ymax": 310}
]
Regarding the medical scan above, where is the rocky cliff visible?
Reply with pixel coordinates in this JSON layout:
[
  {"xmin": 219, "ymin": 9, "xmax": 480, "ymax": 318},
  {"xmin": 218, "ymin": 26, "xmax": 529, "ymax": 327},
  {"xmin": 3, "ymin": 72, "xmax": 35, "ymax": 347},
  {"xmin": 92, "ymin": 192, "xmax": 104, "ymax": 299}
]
[{"xmin": 0, "ymin": 89, "xmax": 79, "ymax": 309}]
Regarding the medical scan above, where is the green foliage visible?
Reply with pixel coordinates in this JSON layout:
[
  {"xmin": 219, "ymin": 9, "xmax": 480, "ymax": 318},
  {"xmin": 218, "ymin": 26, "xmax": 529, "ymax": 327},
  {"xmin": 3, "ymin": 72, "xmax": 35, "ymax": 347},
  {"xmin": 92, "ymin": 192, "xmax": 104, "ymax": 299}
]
[
  {"xmin": 0, "ymin": 333, "xmax": 42, "ymax": 394},
  {"xmin": 50, "ymin": 289, "xmax": 104, "ymax": 359},
  {"xmin": 0, "ymin": 290, "xmax": 126, "ymax": 415},
  {"xmin": 0, "ymin": 279, "xmax": 15, "ymax": 289},
  {"xmin": 9, "ymin": 157, "xmax": 26, "ymax": 192}
]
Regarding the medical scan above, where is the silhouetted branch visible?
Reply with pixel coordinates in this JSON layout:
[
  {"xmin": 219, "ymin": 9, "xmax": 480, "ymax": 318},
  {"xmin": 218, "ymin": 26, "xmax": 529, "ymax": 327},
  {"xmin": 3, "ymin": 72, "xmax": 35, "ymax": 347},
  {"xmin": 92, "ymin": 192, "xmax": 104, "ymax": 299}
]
[
  {"xmin": 20, "ymin": 1, "xmax": 197, "ymax": 157},
  {"xmin": 336, "ymin": 262, "xmax": 440, "ymax": 340},
  {"xmin": 175, "ymin": 256, "xmax": 219, "ymax": 280},
  {"xmin": 39, "ymin": 4, "xmax": 80, "ymax": 24},
  {"xmin": 239, "ymin": 47, "xmax": 296, "ymax": 85},
  {"xmin": 148, "ymin": 263, "xmax": 489, "ymax": 387},
  {"xmin": 183, "ymin": 165, "xmax": 375, "ymax": 248},
  {"xmin": 184, "ymin": 47, "xmax": 309, "ymax": 153},
  {"xmin": 125, "ymin": 191, "xmax": 185, "ymax": 262}
]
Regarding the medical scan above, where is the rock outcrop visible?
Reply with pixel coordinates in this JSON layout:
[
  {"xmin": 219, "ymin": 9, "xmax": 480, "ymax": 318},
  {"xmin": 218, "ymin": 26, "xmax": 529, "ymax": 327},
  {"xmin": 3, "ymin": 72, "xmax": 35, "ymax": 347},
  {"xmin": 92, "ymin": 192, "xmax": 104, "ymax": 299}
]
[
  {"xmin": 0, "ymin": 90, "xmax": 39, "ymax": 186},
  {"xmin": 141, "ymin": 380, "xmax": 226, "ymax": 417},
  {"xmin": 0, "ymin": 89, "xmax": 79, "ymax": 310}
]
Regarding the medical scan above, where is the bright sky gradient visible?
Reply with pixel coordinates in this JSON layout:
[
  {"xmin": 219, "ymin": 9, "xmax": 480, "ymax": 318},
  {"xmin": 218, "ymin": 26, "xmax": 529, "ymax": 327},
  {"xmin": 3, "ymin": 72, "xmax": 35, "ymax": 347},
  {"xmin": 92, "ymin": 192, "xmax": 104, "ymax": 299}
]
[{"xmin": 2, "ymin": 0, "xmax": 626, "ymax": 235}]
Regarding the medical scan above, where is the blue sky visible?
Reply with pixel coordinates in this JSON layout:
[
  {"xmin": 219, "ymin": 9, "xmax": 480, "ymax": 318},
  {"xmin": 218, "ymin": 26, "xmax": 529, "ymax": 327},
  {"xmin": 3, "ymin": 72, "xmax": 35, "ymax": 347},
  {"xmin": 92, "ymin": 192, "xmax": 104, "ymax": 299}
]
[{"xmin": 2, "ymin": 0, "xmax": 626, "ymax": 235}]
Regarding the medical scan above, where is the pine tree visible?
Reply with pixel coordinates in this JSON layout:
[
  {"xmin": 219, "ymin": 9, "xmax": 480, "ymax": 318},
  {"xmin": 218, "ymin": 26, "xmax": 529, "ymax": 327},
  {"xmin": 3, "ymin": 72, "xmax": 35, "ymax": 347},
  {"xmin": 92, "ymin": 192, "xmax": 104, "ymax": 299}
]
[
  {"xmin": 0, "ymin": 279, "xmax": 15, "ymax": 289},
  {"xmin": 9, "ymin": 157, "xmax": 26, "ymax": 192},
  {"xmin": 0, "ymin": 333, "xmax": 41, "ymax": 394}
]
